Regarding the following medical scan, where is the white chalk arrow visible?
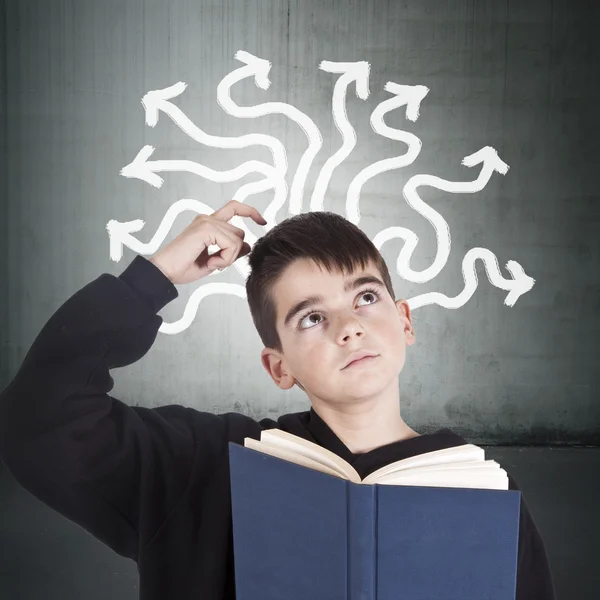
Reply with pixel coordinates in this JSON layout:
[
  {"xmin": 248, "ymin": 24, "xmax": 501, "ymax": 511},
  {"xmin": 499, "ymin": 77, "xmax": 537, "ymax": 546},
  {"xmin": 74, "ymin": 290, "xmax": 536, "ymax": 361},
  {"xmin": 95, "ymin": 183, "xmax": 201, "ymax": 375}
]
[
  {"xmin": 119, "ymin": 144, "xmax": 280, "ymax": 189},
  {"xmin": 159, "ymin": 282, "xmax": 248, "ymax": 335},
  {"xmin": 106, "ymin": 198, "xmax": 263, "ymax": 281},
  {"xmin": 407, "ymin": 247, "xmax": 535, "ymax": 310},
  {"xmin": 346, "ymin": 82, "xmax": 429, "ymax": 224},
  {"xmin": 107, "ymin": 199, "xmax": 222, "ymax": 262},
  {"xmin": 216, "ymin": 50, "xmax": 323, "ymax": 216},
  {"xmin": 372, "ymin": 146, "xmax": 510, "ymax": 283},
  {"xmin": 310, "ymin": 60, "xmax": 370, "ymax": 212},
  {"xmin": 140, "ymin": 80, "xmax": 289, "ymax": 226},
  {"xmin": 141, "ymin": 80, "xmax": 288, "ymax": 174}
]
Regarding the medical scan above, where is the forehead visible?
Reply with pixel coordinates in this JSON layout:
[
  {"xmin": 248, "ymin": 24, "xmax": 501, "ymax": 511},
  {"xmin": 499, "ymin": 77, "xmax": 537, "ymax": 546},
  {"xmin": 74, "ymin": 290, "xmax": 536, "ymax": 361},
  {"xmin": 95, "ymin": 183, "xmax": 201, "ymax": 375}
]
[
  {"xmin": 278, "ymin": 256, "xmax": 377, "ymax": 284},
  {"xmin": 273, "ymin": 258, "xmax": 383, "ymax": 323}
]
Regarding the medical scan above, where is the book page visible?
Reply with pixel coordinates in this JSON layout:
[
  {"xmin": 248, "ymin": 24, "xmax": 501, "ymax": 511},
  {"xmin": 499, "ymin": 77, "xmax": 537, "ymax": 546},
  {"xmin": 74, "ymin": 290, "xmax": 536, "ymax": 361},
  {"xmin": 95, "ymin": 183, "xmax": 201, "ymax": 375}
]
[
  {"xmin": 260, "ymin": 429, "xmax": 361, "ymax": 483},
  {"xmin": 244, "ymin": 437, "xmax": 351, "ymax": 481},
  {"xmin": 368, "ymin": 459, "xmax": 500, "ymax": 480},
  {"xmin": 362, "ymin": 444, "xmax": 485, "ymax": 484},
  {"xmin": 370, "ymin": 467, "xmax": 509, "ymax": 490}
]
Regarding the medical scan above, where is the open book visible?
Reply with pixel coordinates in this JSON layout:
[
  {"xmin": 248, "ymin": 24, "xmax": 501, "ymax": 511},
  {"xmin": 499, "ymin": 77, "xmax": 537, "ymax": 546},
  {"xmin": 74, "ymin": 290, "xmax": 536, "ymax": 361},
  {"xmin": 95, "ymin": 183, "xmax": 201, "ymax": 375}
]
[{"xmin": 244, "ymin": 429, "xmax": 508, "ymax": 490}]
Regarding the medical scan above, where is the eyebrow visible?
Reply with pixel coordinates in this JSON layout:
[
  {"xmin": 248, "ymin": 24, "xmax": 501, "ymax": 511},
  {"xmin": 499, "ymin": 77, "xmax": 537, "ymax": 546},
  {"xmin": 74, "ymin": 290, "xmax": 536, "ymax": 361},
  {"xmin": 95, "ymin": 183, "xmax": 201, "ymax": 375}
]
[{"xmin": 283, "ymin": 275, "xmax": 386, "ymax": 329}]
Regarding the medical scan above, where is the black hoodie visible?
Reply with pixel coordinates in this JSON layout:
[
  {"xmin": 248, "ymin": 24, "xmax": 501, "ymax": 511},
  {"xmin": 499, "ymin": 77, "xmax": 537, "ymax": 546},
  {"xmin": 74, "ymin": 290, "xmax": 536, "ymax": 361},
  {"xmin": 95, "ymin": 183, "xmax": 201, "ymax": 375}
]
[{"xmin": 0, "ymin": 255, "xmax": 556, "ymax": 599}]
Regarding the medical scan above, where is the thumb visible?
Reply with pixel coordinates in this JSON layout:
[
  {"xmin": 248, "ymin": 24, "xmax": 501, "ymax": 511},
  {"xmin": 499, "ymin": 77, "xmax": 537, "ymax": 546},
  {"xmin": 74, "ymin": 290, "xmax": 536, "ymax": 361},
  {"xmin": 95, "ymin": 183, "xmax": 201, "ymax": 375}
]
[
  {"xmin": 208, "ymin": 242, "xmax": 251, "ymax": 271},
  {"xmin": 207, "ymin": 251, "xmax": 227, "ymax": 271}
]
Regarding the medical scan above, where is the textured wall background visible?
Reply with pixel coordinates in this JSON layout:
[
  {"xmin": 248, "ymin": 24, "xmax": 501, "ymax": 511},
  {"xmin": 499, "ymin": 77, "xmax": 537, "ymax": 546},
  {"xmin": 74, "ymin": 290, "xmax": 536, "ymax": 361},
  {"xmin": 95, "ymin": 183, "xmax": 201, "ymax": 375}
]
[
  {"xmin": 2, "ymin": 0, "xmax": 598, "ymax": 445},
  {"xmin": 1, "ymin": 0, "xmax": 598, "ymax": 444}
]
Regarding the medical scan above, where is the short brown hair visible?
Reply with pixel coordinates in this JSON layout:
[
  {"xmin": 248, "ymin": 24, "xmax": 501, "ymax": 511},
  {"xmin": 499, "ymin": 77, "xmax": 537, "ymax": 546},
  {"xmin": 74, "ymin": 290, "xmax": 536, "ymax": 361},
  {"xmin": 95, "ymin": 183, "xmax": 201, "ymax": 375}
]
[{"xmin": 245, "ymin": 211, "xmax": 396, "ymax": 353}]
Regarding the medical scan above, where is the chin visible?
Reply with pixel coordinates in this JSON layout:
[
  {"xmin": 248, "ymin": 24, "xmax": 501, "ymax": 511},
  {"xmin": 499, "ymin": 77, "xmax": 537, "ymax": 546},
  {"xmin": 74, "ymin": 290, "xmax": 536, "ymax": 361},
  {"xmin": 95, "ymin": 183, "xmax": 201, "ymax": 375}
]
[{"xmin": 341, "ymin": 372, "xmax": 391, "ymax": 393}]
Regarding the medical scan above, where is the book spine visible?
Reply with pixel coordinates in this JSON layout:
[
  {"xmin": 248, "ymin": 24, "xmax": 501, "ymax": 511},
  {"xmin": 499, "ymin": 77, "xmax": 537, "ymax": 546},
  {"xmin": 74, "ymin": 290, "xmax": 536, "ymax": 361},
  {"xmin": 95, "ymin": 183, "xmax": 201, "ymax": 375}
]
[{"xmin": 347, "ymin": 483, "xmax": 377, "ymax": 600}]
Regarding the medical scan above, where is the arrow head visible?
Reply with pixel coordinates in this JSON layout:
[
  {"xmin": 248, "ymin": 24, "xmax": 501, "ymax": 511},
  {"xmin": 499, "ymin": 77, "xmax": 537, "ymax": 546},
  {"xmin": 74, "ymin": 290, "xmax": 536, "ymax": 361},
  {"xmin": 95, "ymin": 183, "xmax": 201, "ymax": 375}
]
[
  {"xmin": 503, "ymin": 260, "xmax": 535, "ymax": 306},
  {"xmin": 141, "ymin": 81, "xmax": 188, "ymax": 127},
  {"xmin": 106, "ymin": 218, "xmax": 146, "ymax": 262},
  {"xmin": 383, "ymin": 82, "xmax": 430, "ymax": 121},
  {"xmin": 319, "ymin": 60, "xmax": 371, "ymax": 100},
  {"xmin": 461, "ymin": 146, "xmax": 510, "ymax": 175},
  {"xmin": 120, "ymin": 145, "xmax": 164, "ymax": 188},
  {"xmin": 234, "ymin": 50, "xmax": 272, "ymax": 90}
]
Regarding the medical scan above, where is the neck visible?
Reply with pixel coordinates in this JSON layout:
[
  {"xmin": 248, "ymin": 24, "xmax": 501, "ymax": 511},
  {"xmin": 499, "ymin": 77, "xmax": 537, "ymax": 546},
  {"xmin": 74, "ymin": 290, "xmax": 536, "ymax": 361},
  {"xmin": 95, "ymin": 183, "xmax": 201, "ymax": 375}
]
[{"xmin": 310, "ymin": 380, "xmax": 420, "ymax": 455}]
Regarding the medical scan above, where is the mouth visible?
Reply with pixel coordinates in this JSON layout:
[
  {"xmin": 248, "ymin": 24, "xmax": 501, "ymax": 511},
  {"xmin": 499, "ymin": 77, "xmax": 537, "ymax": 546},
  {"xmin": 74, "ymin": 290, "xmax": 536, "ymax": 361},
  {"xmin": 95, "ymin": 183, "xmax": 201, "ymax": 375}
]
[{"xmin": 343, "ymin": 355, "xmax": 379, "ymax": 369}]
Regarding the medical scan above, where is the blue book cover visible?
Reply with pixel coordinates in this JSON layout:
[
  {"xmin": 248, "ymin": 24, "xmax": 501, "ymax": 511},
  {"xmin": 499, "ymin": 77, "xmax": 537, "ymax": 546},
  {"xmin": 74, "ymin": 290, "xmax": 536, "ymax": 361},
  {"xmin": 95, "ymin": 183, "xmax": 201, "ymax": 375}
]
[{"xmin": 229, "ymin": 441, "xmax": 521, "ymax": 600}]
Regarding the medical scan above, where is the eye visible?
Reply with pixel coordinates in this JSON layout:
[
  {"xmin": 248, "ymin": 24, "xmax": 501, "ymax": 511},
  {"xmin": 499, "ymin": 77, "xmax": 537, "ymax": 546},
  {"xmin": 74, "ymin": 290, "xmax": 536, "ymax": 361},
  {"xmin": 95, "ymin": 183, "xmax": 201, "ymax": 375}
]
[{"xmin": 296, "ymin": 288, "xmax": 381, "ymax": 331}]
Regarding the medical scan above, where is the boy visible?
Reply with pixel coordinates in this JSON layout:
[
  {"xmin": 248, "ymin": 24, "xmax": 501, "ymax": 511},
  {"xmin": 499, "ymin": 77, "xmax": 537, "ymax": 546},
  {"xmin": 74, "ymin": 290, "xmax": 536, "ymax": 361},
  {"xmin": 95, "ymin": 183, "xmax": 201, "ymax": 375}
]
[{"xmin": 0, "ymin": 200, "xmax": 555, "ymax": 599}]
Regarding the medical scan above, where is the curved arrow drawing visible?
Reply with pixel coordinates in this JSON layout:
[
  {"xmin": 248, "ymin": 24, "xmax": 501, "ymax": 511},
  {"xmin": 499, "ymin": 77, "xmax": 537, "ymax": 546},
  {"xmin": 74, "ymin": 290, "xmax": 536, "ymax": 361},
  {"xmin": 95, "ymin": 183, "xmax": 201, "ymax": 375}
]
[
  {"xmin": 407, "ymin": 247, "xmax": 535, "ymax": 309},
  {"xmin": 106, "ymin": 197, "xmax": 266, "ymax": 281},
  {"xmin": 107, "ymin": 199, "xmax": 225, "ymax": 262},
  {"xmin": 372, "ymin": 146, "xmax": 510, "ymax": 283},
  {"xmin": 140, "ymin": 80, "xmax": 289, "ymax": 226},
  {"xmin": 119, "ymin": 145, "xmax": 285, "ymax": 263},
  {"xmin": 159, "ymin": 282, "xmax": 248, "ymax": 335},
  {"xmin": 310, "ymin": 60, "xmax": 370, "ymax": 212},
  {"xmin": 216, "ymin": 50, "xmax": 323, "ymax": 216},
  {"xmin": 142, "ymin": 80, "xmax": 288, "ymax": 173},
  {"xmin": 120, "ymin": 144, "xmax": 283, "ymax": 189},
  {"xmin": 346, "ymin": 81, "xmax": 429, "ymax": 225}
]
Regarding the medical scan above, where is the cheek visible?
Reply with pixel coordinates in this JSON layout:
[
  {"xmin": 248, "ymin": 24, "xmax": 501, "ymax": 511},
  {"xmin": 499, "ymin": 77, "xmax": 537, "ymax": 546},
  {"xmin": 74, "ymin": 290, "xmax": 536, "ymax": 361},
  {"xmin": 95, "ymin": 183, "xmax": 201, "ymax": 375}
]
[
  {"xmin": 304, "ymin": 340, "xmax": 329, "ymax": 363},
  {"xmin": 379, "ymin": 315, "xmax": 407, "ymax": 350},
  {"xmin": 376, "ymin": 308, "xmax": 402, "ymax": 331},
  {"xmin": 295, "ymin": 340, "xmax": 332, "ymax": 378},
  {"xmin": 290, "ymin": 337, "xmax": 324, "ymax": 366}
]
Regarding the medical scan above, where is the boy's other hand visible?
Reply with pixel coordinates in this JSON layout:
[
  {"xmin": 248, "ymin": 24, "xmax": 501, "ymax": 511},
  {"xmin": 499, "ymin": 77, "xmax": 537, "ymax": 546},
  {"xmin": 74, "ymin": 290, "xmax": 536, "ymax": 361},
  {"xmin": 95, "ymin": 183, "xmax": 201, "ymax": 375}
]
[{"xmin": 148, "ymin": 200, "xmax": 267, "ymax": 285}]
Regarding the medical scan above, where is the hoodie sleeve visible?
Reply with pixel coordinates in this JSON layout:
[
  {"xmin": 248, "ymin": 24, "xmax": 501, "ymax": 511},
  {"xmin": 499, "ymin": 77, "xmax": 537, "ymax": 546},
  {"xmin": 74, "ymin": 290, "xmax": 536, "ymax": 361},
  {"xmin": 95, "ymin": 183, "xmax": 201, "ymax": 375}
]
[
  {"xmin": 508, "ymin": 473, "xmax": 557, "ymax": 600},
  {"xmin": 0, "ymin": 255, "xmax": 197, "ymax": 561}
]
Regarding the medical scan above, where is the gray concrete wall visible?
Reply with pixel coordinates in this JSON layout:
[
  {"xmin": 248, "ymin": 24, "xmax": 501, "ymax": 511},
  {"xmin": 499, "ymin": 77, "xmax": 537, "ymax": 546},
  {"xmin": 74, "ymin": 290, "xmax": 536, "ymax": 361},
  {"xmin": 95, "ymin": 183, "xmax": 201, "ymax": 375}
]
[
  {"xmin": 1, "ymin": 1, "xmax": 598, "ymax": 598},
  {"xmin": 0, "ymin": 0, "xmax": 600, "ymax": 443},
  {"xmin": 1, "ymin": 0, "xmax": 598, "ymax": 444}
]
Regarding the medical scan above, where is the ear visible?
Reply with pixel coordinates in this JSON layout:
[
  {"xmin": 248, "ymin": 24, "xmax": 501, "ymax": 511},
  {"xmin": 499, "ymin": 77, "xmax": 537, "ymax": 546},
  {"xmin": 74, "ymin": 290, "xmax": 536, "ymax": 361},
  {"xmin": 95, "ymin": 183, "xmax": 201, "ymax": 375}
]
[
  {"xmin": 260, "ymin": 348, "xmax": 296, "ymax": 390},
  {"xmin": 395, "ymin": 298, "xmax": 416, "ymax": 345}
]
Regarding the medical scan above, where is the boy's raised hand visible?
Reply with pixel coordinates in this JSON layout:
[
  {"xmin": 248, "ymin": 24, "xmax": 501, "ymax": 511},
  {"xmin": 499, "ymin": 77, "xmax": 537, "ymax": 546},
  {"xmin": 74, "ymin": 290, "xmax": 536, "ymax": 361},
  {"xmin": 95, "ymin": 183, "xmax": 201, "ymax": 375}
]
[{"xmin": 149, "ymin": 200, "xmax": 268, "ymax": 285}]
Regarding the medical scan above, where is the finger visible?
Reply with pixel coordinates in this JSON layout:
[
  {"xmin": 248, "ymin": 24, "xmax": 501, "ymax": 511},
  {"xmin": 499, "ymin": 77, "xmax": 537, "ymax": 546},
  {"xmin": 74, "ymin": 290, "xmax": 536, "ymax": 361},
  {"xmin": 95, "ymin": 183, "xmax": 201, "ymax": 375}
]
[
  {"xmin": 220, "ymin": 221, "xmax": 246, "ymax": 241},
  {"xmin": 238, "ymin": 241, "xmax": 252, "ymax": 258},
  {"xmin": 206, "ymin": 225, "xmax": 240, "ymax": 269},
  {"xmin": 212, "ymin": 200, "xmax": 267, "ymax": 225}
]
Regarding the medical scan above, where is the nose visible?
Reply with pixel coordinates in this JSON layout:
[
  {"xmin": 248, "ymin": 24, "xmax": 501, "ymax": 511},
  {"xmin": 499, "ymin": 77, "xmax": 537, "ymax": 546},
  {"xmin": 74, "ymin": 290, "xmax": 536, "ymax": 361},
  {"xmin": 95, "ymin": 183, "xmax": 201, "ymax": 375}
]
[{"xmin": 336, "ymin": 314, "xmax": 365, "ymax": 342}]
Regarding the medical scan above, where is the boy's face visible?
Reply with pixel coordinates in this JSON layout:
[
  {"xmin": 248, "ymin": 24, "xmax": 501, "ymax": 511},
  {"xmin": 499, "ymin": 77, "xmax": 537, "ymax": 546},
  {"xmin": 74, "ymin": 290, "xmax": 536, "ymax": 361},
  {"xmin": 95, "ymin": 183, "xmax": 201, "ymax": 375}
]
[{"xmin": 260, "ymin": 258, "xmax": 415, "ymax": 405}]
